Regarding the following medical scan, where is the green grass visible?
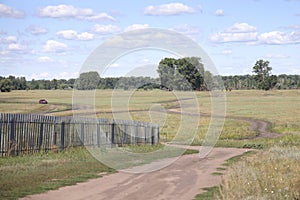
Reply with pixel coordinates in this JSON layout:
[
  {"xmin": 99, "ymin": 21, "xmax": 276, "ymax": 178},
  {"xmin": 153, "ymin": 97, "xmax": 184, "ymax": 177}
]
[
  {"xmin": 0, "ymin": 147, "xmax": 114, "ymax": 200},
  {"xmin": 194, "ymin": 186, "xmax": 220, "ymax": 200}
]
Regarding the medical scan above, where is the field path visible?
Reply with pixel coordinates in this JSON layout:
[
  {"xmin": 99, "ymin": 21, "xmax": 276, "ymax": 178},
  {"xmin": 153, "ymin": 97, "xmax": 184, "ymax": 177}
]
[{"xmin": 21, "ymin": 147, "xmax": 249, "ymax": 200}]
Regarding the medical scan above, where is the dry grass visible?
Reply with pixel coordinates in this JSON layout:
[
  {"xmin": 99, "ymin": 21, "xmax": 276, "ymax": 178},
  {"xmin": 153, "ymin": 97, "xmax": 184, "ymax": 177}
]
[{"xmin": 218, "ymin": 146, "xmax": 300, "ymax": 200}]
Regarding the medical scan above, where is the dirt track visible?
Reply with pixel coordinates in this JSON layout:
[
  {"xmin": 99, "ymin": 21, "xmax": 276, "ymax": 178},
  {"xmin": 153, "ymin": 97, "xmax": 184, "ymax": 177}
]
[{"xmin": 21, "ymin": 147, "xmax": 250, "ymax": 200}]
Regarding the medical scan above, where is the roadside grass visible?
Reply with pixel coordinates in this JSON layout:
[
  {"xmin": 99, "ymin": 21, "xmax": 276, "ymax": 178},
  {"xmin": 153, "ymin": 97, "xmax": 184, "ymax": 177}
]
[
  {"xmin": 194, "ymin": 186, "xmax": 220, "ymax": 200},
  {"xmin": 217, "ymin": 146, "xmax": 300, "ymax": 200},
  {"xmin": 0, "ymin": 147, "xmax": 114, "ymax": 200},
  {"xmin": 195, "ymin": 150, "xmax": 256, "ymax": 200}
]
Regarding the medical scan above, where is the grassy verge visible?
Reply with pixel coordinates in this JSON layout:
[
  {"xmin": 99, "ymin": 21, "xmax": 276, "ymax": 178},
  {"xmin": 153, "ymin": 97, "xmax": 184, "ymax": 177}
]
[
  {"xmin": 218, "ymin": 146, "xmax": 300, "ymax": 199},
  {"xmin": 194, "ymin": 150, "xmax": 257, "ymax": 200},
  {"xmin": 0, "ymin": 147, "xmax": 114, "ymax": 200},
  {"xmin": 194, "ymin": 186, "xmax": 220, "ymax": 200}
]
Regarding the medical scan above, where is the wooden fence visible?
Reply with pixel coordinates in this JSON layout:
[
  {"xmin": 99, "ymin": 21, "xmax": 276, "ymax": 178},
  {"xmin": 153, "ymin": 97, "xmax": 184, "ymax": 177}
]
[{"xmin": 0, "ymin": 113, "xmax": 160, "ymax": 157}]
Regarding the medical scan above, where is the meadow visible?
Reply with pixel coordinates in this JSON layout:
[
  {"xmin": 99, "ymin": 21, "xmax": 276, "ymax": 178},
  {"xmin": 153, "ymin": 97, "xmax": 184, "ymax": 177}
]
[{"xmin": 0, "ymin": 89, "xmax": 300, "ymax": 199}]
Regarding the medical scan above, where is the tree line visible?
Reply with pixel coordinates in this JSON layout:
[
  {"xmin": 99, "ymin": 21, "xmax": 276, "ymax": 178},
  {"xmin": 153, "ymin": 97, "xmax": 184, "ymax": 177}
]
[{"xmin": 0, "ymin": 59, "xmax": 299, "ymax": 92}]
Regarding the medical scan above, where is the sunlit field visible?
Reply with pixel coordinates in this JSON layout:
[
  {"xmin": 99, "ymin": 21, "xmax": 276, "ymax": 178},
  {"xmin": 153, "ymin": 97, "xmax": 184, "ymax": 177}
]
[
  {"xmin": 1, "ymin": 89, "xmax": 299, "ymax": 140},
  {"xmin": 1, "ymin": 89, "xmax": 300, "ymax": 199}
]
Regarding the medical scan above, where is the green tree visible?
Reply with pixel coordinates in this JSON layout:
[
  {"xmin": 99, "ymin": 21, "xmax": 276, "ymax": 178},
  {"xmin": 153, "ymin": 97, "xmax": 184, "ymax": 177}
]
[
  {"xmin": 157, "ymin": 57, "xmax": 205, "ymax": 91},
  {"xmin": 157, "ymin": 58, "xmax": 176, "ymax": 90},
  {"xmin": 75, "ymin": 71, "xmax": 100, "ymax": 90},
  {"xmin": 253, "ymin": 59, "xmax": 275, "ymax": 90},
  {"xmin": 0, "ymin": 78, "xmax": 12, "ymax": 92}
]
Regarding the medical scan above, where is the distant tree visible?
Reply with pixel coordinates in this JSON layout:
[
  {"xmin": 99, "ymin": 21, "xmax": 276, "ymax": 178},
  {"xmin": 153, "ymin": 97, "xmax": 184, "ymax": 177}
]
[
  {"xmin": 253, "ymin": 59, "xmax": 275, "ymax": 90},
  {"xmin": 29, "ymin": 79, "xmax": 39, "ymax": 90},
  {"xmin": 75, "ymin": 71, "xmax": 100, "ymax": 90},
  {"xmin": 0, "ymin": 78, "xmax": 12, "ymax": 92}
]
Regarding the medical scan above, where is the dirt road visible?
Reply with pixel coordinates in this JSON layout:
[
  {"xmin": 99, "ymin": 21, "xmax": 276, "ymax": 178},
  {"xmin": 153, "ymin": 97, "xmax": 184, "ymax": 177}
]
[{"xmin": 21, "ymin": 147, "xmax": 249, "ymax": 200}]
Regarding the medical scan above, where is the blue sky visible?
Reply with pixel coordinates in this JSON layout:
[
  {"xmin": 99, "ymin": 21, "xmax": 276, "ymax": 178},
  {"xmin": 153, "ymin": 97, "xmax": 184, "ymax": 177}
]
[{"xmin": 0, "ymin": 0, "xmax": 299, "ymax": 79}]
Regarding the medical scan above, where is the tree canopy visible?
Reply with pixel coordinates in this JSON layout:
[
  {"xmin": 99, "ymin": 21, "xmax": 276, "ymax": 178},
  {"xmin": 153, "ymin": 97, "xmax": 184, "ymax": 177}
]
[
  {"xmin": 157, "ymin": 57, "xmax": 206, "ymax": 91},
  {"xmin": 252, "ymin": 59, "xmax": 275, "ymax": 90}
]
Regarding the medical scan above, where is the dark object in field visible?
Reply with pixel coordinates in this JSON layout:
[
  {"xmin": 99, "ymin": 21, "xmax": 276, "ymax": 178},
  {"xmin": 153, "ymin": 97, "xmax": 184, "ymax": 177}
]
[{"xmin": 39, "ymin": 99, "xmax": 48, "ymax": 104}]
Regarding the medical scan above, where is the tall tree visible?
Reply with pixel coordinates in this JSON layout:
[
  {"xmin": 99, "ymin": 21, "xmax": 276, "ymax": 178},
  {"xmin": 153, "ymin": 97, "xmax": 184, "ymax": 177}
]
[
  {"xmin": 75, "ymin": 71, "xmax": 100, "ymax": 90},
  {"xmin": 157, "ymin": 58, "xmax": 176, "ymax": 90},
  {"xmin": 157, "ymin": 57, "xmax": 205, "ymax": 91},
  {"xmin": 253, "ymin": 59, "xmax": 275, "ymax": 90}
]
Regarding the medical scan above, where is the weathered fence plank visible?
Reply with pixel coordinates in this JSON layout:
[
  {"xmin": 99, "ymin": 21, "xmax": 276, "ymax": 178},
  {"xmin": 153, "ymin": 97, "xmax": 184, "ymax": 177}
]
[{"xmin": 0, "ymin": 113, "xmax": 160, "ymax": 157}]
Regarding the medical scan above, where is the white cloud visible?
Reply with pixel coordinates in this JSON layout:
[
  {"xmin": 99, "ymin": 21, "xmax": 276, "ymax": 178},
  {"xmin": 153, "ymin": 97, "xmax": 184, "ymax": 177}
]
[
  {"xmin": 225, "ymin": 23, "xmax": 257, "ymax": 33},
  {"xmin": 92, "ymin": 24, "xmax": 121, "ymax": 34},
  {"xmin": 210, "ymin": 32, "xmax": 258, "ymax": 43},
  {"xmin": 210, "ymin": 23, "xmax": 258, "ymax": 43},
  {"xmin": 215, "ymin": 9, "xmax": 224, "ymax": 16},
  {"xmin": 38, "ymin": 4, "xmax": 115, "ymax": 21},
  {"xmin": 258, "ymin": 31, "xmax": 300, "ymax": 44},
  {"xmin": 26, "ymin": 25, "xmax": 48, "ymax": 35},
  {"xmin": 43, "ymin": 40, "xmax": 68, "ymax": 53},
  {"xmin": 7, "ymin": 43, "xmax": 26, "ymax": 51},
  {"xmin": 0, "ymin": 35, "xmax": 17, "ymax": 44},
  {"xmin": 38, "ymin": 56, "xmax": 53, "ymax": 62},
  {"xmin": 124, "ymin": 24, "xmax": 149, "ymax": 32},
  {"xmin": 0, "ymin": 4, "xmax": 25, "ymax": 18},
  {"xmin": 56, "ymin": 30, "xmax": 94, "ymax": 41},
  {"xmin": 144, "ymin": 3, "xmax": 195, "ymax": 16}
]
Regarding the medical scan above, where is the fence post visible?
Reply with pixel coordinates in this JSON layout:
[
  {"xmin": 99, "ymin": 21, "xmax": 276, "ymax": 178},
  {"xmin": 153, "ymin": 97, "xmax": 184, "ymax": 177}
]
[
  {"xmin": 123, "ymin": 124, "xmax": 127, "ymax": 145},
  {"xmin": 135, "ymin": 125, "xmax": 138, "ymax": 145},
  {"xmin": 53, "ymin": 132, "xmax": 57, "ymax": 146},
  {"xmin": 111, "ymin": 122, "xmax": 115, "ymax": 147},
  {"xmin": 157, "ymin": 126, "xmax": 160, "ymax": 144},
  {"xmin": 151, "ymin": 126, "xmax": 155, "ymax": 145},
  {"xmin": 9, "ymin": 118, "xmax": 16, "ymax": 156},
  {"xmin": 81, "ymin": 123, "xmax": 84, "ymax": 145},
  {"xmin": 60, "ymin": 122, "xmax": 65, "ymax": 150},
  {"xmin": 0, "ymin": 117, "xmax": 2, "ymax": 157},
  {"xmin": 39, "ymin": 122, "xmax": 44, "ymax": 151},
  {"xmin": 97, "ymin": 124, "xmax": 100, "ymax": 147},
  {"xmin": 144, "ymin": 126, "xmax": 147, "ymax": 144}
]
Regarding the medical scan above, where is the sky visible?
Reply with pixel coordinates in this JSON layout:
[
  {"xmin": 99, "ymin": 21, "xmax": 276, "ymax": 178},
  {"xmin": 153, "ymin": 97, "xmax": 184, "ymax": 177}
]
[{"xmin": 0, "ymin": 0, "xmax": 299, "ymax": 80}]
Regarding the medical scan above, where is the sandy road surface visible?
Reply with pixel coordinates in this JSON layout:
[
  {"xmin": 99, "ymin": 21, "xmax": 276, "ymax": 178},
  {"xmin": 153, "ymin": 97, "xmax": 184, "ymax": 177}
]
[{"xmin": 21, "ymin": 147, "xmax": 249, "ymax": 200}]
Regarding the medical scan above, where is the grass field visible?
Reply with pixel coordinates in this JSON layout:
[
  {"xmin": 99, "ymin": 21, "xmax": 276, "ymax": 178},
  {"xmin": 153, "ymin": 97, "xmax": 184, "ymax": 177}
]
[
  {"xmin": 0, "ymin": 89, "xmax": 300, "ymax": 199},
  {"xmin": 1, "ymin": 89, "xmax": 299, "ymax": 144}
]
